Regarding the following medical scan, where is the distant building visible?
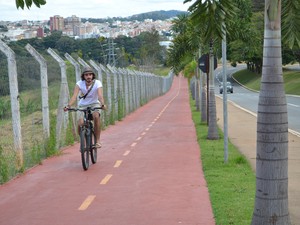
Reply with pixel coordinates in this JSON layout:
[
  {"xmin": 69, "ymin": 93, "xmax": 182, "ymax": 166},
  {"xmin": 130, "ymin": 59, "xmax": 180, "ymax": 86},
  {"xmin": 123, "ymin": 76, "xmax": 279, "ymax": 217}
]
[
  {"xmin": 65, "ymin": 15, "xmax": 81, "ymax": 36},
  {"xmin": 24, "ymin": 30, "xmax": 37, "ymax": 39},
  {"xmin": 73, "ymin": 22, "xmax": 96, "ymax": 38},
  {"xmin": 50, "ymin": 15, "xmax": 64, "ymax": 31},
  {"xmin": 36, "ymin": 27, "xmax": 44, "ymax": 38}
]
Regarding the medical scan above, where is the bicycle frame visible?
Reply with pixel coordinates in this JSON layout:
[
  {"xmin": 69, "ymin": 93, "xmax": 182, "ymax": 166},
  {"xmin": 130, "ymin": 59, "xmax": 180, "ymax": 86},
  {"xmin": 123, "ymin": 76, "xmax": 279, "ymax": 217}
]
[{"xmin": 67, "ymin": 106, "xmax": 103, "ymax": 170}]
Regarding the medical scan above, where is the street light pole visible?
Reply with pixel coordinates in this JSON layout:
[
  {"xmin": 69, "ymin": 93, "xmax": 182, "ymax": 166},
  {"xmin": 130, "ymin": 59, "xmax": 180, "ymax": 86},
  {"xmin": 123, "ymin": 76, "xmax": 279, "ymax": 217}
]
[{"xmin": 222, "ymin": 25, "xmax": 228, "ymax": 163}]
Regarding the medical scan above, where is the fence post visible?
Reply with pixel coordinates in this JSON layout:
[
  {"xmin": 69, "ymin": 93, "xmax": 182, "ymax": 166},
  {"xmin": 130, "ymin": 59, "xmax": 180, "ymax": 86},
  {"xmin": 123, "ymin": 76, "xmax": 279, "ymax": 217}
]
[
  {"xmin": 65, "ymin": 53, "xmax": 81, "ymax": 82},
  {"xmin": 89, "ymin": 60, "xmax": 105, "ymax": 126},
  {"xmin": 0, "ymin": 40, "xmax": 23, "ymax": 169},
  {"xmin": 89, "ymin": 60, "xmax": 102, "ymax": 82},
  {"xmin": 120, "ymin": 68, "xmax": 129, "ymax": 115},
  {"xmin": 47, "ymin": 48, "xmax": 69, "ymax": 149},
  {"xmin": 25, "ymin": 44, "xmax": 50, "ymax": 139},
  {"xmin": 127, "ymin": 69, "xmax": 134, "ymax": 113},
  {"xmin": 77, "ymin": 57, "xmax": 89, "ymax": 68},
  {"xmin": 64, "ymin": 53, "xmax": 82, "ymax": 134},
  {"xmin": 107, "ymin": 65, "xmax": 118, "ymax": 121},
  {"xmin": 99, "ymin": 64, "xmax": 112, "ymax": 124},
  {"xmin": 116, "ymin": 67, "xmax": 125, "ymax": 119}
]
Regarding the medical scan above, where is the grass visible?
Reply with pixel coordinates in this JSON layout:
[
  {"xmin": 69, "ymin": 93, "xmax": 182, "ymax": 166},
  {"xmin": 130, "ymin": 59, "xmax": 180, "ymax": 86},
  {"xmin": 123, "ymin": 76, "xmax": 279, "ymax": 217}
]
[
  {"xmin": 152, "ymin": 66, "xmax": 171, "ymax": 76},
  {"xmin": 232, "ymin": 67, "xmax": 300, "ymax": 95},
  {"xmin": 194, "ymin": 66, "xmax": 299, "ymax": 224},
  {"xmin": 232, "ymin": 69, "xmax": 261, "ymax": 91},
  {"xmin": 283, "ymin": 69, "xmax": 300, "ymax": 95},
  {"xmin": 190, "ymin": 97, "xmax": 256, "ymax": 225}
]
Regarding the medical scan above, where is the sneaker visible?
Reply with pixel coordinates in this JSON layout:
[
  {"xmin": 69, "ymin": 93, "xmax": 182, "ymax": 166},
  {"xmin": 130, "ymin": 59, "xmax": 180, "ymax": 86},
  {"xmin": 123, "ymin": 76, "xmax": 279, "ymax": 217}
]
[{"xmin": 95, "ymin": 142, "xmax": 102, "ymax": 148}]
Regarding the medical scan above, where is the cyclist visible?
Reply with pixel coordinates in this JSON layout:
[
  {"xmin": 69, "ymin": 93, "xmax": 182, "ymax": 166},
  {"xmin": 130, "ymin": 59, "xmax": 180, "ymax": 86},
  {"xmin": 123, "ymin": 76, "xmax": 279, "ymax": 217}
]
[{"xmin": 64, "ymin": 66, "xmax": 106, "ymax": 148}]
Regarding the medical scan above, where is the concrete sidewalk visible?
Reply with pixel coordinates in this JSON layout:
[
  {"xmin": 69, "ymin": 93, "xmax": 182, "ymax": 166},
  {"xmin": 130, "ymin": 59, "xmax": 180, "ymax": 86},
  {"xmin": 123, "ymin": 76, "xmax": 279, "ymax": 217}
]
[{"xmin": 215, "ymin": 97, "xmax": 300, "ymax": 225}]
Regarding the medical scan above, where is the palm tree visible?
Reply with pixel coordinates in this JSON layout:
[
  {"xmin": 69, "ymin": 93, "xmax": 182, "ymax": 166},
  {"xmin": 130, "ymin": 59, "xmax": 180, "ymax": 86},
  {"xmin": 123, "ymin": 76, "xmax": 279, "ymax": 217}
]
[
  {"xmin": 167, "ymin": 14, "xmax": 194, "ymax": 74},
  {"xmin": 251, "ymin": 0, "xmax": 300, "ymax": 224},
  {"xmin": 171, "ymin": 0, "xmax": 298, "ymax": 222},
  {"xmin": 168, "ymin": 15, "xmax": 207, "ymax": 120},
  {"xmin": 185, "ymin": 0, "xmax": 237, "ymax": 140}
]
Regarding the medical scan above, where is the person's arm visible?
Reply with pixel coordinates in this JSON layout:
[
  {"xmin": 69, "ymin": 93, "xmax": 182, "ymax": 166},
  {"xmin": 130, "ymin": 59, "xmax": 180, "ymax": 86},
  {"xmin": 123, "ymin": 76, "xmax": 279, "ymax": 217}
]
[
  {"xmin": 64, "ymin": 85, "xmax": 80, "ymax": 111},
  {"xmin": 97, "ymin": 87, "xmax": 106, "ymax": 110}
]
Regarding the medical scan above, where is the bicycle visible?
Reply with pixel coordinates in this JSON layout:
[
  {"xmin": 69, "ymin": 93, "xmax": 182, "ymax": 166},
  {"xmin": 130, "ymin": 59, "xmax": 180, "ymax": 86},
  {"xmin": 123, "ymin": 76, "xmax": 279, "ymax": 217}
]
[{"xmin": 67, "ymin": 106, "xmax": 103, "ymax": 170}]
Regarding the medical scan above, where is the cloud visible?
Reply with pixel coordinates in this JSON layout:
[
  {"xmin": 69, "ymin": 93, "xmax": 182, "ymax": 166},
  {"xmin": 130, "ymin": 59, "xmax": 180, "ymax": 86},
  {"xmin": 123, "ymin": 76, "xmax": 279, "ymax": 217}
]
[{"xmin": 0, "ymin": 0, "xmax": 190, "ymax": 21}]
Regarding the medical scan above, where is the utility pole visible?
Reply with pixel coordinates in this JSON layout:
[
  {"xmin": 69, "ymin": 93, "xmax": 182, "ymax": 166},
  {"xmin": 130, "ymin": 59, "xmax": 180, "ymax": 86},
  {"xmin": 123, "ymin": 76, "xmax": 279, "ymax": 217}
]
[{"xmin": 106, "ymin": 37, "xmax": 117, "ymax": 66}]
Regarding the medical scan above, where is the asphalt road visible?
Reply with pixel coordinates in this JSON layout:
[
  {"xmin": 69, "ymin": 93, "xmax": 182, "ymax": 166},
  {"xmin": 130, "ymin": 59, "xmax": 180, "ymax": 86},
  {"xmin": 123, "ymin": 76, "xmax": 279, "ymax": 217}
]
[{"xmin": 215, "ymin": 65, "xmax": 300, "ymax": 136}]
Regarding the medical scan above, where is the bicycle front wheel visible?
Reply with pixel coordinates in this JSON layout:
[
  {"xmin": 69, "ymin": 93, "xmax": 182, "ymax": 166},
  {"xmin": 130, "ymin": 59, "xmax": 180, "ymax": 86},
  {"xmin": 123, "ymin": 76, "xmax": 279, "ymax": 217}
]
[
  {"xmin": 90, "ymin": 129, "xmax": 97, "ymax": 164},
  {"xmin": 80, "ymin": 128, "xmax": 89, "ymax": 170}
]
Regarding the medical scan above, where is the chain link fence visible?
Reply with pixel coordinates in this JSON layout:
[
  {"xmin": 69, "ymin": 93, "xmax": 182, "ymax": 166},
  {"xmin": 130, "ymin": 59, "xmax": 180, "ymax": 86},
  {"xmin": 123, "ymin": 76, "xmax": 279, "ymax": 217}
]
[{"xmin": 0, "ymin": 40, "xmax": 174, "ymax": 184}]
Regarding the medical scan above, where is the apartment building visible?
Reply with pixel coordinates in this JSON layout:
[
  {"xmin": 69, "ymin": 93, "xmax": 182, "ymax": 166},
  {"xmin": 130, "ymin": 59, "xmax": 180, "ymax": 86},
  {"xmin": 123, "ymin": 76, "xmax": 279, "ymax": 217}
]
[{"xmin": 50, "ymin": 15, "xmax": 64, "ymax": 31}]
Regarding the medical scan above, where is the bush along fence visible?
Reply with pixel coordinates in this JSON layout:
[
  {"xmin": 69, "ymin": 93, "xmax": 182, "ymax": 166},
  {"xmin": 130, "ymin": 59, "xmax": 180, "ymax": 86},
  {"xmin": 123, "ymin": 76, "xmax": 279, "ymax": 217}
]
[{"xmin": 0, "ymin": 40, "xmax": 174, "ymax": 184}]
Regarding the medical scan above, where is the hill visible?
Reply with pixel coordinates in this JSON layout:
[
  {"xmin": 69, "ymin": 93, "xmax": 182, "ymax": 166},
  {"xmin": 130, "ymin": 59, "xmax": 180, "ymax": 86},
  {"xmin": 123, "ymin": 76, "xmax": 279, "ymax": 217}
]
[
  {"xmin": 129, "ymin": 10, "xmax": 188, "ymax": 21},
  {"xmin": 83, "ymin": 10, "xmax": 187, "ymax": 23}
]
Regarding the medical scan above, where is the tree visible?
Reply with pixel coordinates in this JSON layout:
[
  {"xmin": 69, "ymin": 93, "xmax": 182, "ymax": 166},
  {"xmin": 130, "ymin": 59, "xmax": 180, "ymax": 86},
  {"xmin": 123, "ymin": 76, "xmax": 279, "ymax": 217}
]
[
  {"xmin": 167, "ymin": 14, "xmax": 198, "ymax": 74},
  {"xmin": 228, "ymin": 11, "xmax": 264, "ymax": 73},
  {"xmin": 43, "ymin": 31, "xmax": 63, "ymax": 49},
  {"xmin": 184, "ymin": 0, "xmax": 238, "ymax": 140},
  {"xmin": 251, "ymin": 0, "xmax": 300, "ymax": 224},
  {"xmin": 15, "ymin": 0, "xmax": 46, "ymax": 9},
  {"xmin": 167, "ymin": 14, "xmax": 196, "ymax": 74},
  {"xmin": 55, "ymin": 36, "xmax": 76, "ymax": 54},
  {"xmin": 168, "ymin": 14, "xmax": 209, "ymax": 118},
  {"xmin": 136, "ymin": 28, "xmax": 163, "ymax": 71}
]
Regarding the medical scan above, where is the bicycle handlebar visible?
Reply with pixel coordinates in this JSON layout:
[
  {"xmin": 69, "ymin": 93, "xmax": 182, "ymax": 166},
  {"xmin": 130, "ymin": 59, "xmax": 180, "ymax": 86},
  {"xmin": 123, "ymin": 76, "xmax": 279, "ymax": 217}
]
[{"xmin": 67, "ymin": 106, "xmax": 104, "ymax": 112}]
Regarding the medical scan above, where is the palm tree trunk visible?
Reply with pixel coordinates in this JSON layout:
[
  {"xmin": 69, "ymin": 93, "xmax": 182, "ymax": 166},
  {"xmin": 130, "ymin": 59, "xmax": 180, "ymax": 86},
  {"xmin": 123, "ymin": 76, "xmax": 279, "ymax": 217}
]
[
  {"xmin": 200, "ymin": 70, "xmax": 207, "ymax": 122},
  {"xmin": 251, "ymin": 0, "xmax": 291, "ymax": 224},
  {"xmin": 195, "ymin": 70, "xmax": 200, "ymax": 111},
  {"xmin": 207, "ymin": 41, "xmax": 219, "ymax": 140}
]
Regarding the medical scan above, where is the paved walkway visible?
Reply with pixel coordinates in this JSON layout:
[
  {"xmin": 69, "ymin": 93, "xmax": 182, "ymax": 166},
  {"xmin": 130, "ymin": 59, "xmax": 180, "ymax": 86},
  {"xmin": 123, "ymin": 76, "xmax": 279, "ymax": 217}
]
[
  {"xmin": 0, "ymin": 76, "xmax": 215, "ymax": 225},
  {"xmin": 216, "ymin": 97, "xmax": 300, "ymax": 225}
]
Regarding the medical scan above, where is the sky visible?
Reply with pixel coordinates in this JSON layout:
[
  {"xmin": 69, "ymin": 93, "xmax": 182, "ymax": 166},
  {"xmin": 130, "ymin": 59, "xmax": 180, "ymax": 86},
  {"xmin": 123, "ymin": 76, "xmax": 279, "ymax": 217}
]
[{"xmin": 0, "ymin": 0, "xmax": 192, "ymax": 22}]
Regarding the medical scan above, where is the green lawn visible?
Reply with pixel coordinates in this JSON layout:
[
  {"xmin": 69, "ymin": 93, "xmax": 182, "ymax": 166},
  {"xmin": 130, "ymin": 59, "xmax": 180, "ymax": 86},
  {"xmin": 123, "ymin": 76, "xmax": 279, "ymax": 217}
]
[
  {"xmin": 190, "ymin": 97, "xmax": 255, "ymax": 225},
  {"xmin": 232, "ymin": 67, "xmax": 300, "ymax": 95}
]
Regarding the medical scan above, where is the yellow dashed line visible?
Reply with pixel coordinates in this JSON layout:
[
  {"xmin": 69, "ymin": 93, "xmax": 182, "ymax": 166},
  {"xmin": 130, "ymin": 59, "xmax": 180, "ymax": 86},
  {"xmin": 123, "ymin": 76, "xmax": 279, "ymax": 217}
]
[
  {"xmin": 114, "ymin": 160, "xmax": 122, "ymax": 168},
  {"xmin": 123, "ymin": 150, "xmax": 131, "ymax": 156},
  {"xmin": 131, "ymin": 142, "xmax": 137, "ymax": 147},
  {"xmin": 78, "ymin": 195, "xmax": 96, "ymax": 211},
  {"xmin": 136, "ymin": 137, "xmax": 142, "ymax": 141},
  {"xmin": 100, "ymin": 174, "xmax": 113, "ymax": 185}
]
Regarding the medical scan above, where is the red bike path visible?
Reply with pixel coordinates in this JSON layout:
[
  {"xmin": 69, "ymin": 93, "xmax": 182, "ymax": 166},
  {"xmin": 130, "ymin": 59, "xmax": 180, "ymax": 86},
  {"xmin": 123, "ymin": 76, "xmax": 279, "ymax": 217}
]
[{"xmin": 0, "ymin": 75, "xmax": 215, "ymax": 225}]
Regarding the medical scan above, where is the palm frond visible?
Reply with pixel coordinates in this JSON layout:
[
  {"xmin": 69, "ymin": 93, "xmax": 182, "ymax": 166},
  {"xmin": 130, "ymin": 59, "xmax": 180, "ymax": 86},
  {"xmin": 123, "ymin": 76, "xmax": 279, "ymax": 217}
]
[{"xmin": 282, "ymin": 0, "xmax": 300, "ymax": 48}]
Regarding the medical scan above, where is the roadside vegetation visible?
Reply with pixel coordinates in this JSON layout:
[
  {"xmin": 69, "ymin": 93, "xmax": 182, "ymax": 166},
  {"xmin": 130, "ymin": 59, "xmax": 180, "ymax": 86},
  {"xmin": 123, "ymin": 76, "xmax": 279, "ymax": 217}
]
[
  {"xmin": 189, "ymin": 67, "xmax": 299, "ymax": 224},
  {"xmin": 190, "ymin": 96, "xmax": 255, "ymax": 224},
  {"xmin": 233, "ymin": 67, "xmax": 300, "ymax": 95}
]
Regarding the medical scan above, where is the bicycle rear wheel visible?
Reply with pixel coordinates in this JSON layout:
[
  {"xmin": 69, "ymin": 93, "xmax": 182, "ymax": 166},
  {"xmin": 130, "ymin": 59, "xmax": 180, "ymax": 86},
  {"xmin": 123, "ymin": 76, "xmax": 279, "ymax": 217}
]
[
  {"xmin": 80, "ymin": 128, "xmax": 89, "ymax": 170},
  {"xmin": 90, "ymin": 129, "xmax": 97, "ymax": 164}
]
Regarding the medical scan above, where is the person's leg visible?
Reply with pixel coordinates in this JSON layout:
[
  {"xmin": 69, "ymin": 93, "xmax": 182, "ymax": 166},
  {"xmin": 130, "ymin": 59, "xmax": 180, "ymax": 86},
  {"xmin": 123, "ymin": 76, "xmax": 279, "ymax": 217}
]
[
  {"xmin": 77, "ymin": 118, "xmax": 84, "ymax": 134},
  {"xmin": 92, "ymin": 111, "xmax": 101, "ymax": 147}
]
